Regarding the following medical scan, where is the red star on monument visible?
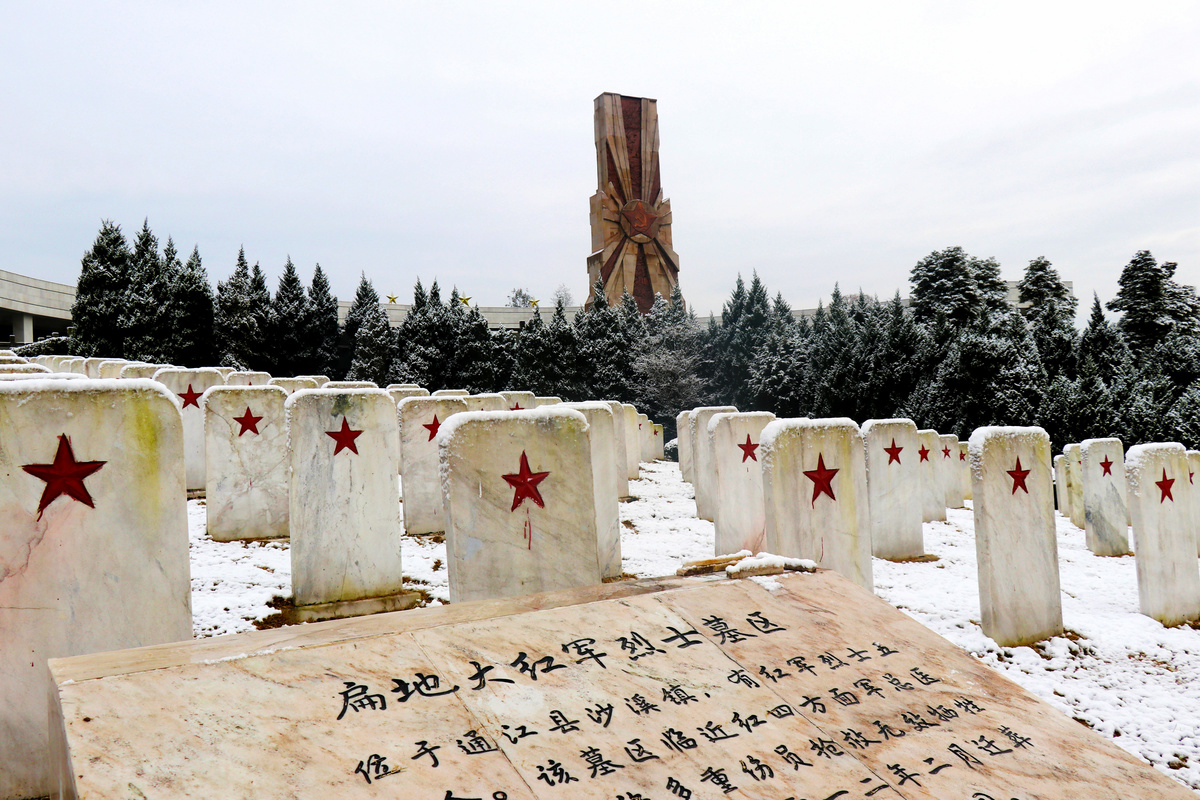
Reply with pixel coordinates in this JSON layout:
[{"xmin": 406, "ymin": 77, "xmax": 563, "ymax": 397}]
[
  {"xmin": 884, "ymin": 438, "xmax": 903, "ymax": 465},
  {"xmin": 737, "ymin": 434, "xmax": 759, "ymax": 462},
  {"xmin": 918, "ymin": 445, "xmax": 930, "ymax": 462},
  {"xmin": 1156, "ymin": 469, "xmax": 1174, "ymax": 503},
  {"xmin": 1007, "ymin": 457, "xmax": 1031, "ymax": 495},
  {"xmin": 502, "ymin": 451, "xmax": 549, "ymax": 511},
  {"xmin": 233, "ymin": 407, "xmax": 262, "ymax": 436},
  {"xmin": 1190, "ymin": 471, "xmax": 1195, "ymax": 486},
  {"xmin": 423, "ymin": 415, "xmax": 442, "ymax": 441},
  {"xmin": 178, "ymin": 383, "xmax": 202, "ymax": 409},
  {"xmin": 510, "ymin": 403, "xmax": 523, "ymax": 411},
  {"xmin": 803, "ymin": 454, "xmax": 838, "ymax": 507},
  {"xmin": 1100, "ymin": 456, "xmax": 1114, "ymax": 476},
  {"xmin": 942, "ymin": 446, "xmax": 951, "ymax": 459},
  {"xmin": 22, "ymin": 434, "xmax": 107, "ymax": 519},
  {"xmin": 959, "ymin": 450, "xmax": 966, "ymax": 461},
  {"xmin": 325, "ymin": 417, "xmax": 363, "ymax": 455}
]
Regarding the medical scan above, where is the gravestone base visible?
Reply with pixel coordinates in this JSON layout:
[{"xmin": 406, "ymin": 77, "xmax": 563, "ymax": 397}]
[{"xmin": 291, "ymin": 589, "xmax": 424, "ymax": 624}]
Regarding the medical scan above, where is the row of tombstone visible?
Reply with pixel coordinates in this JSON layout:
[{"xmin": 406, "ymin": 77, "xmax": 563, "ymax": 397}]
[{"xmin": 676, "ymin": 407, "xmax": 1200, "ymax": 644}]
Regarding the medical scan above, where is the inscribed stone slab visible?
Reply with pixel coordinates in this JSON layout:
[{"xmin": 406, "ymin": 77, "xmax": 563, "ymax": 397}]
[
  {"xmin": 499, "ymin": 391, "xmax": 535, "ymax": 410},
  {"xmin": 861, "ymin": 418, "xmax": 924, "ymax": 560},
  {"xmin": 153, "ymin": 367, "xmax": 226, "ymax": 490},
  {"xmin": 652, "ymin": 422, "xmax": 664, "ymax": 460},
  {"xmin": 709, "ymin": 411, "xmax": 774, "ymax": 556},
  {"xmin": 689, "ymin": 406, "xmax": 736, "ymax": 522},
  {"xmin": 916, "ymin": 429, "xmax": 945, "ymax": 522},
  {"xmin": 399, "ymin": 396, "xmax": 468, "ymax": 535},
  {"xmin": 0, "ymin": 379, "xmax": 191, "ymax": 800},
  {"xmin": 1080, "ymin": 438, "xmax": 1132, "ymax": 556}
]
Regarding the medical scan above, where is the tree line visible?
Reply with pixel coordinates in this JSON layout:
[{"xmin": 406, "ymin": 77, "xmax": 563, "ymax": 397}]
[{"xmin": 63, "ymin": 219, "xmax": 1200, "ymax": 450}]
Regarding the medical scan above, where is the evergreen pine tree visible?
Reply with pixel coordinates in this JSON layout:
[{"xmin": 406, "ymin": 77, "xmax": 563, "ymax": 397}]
[
  {"xmin": 510, "ymin": 308, "xmax": 557, "ymax": 394},
  {"xmin": 338, "ymin": 273, "xmax": 382, "ymax": 379},
  {"xmin": 122, "ymin": 219, "xmax": 164, "ymax": 361},
  {"xmin": 169, "ymin": 246, "xmax": 216, "ymax": 367},
  {"xmin": 546, "ymin": 297, "xmax": 582, "ymax": 399},
  {"xmin": 634, "ymin": 292, "xmax": 704, "ymax": 432},
  {"xmin": 244, "ymin": 263, "xmax": 272, "ymax": 371},
  {"xmin": 708, "ymin": 272, "xmax": 772, "ymax": 407},
  {"xmin": 1166, "ymin": 381, "xmax": 1200, "ymax": 449},
  {"xmin": 269, "ymin": 257, "xmax": 311, "ymax": 377},
  {"xmin": 304, "ymin": 263, "xmax": 340, "ymax": 377},
  {"xmin": 452, "ymin": 303, "xmax": 498, "ymax": 393},
  {"xmin": 574, "ymin": 278, "xmax": 625, "ymax": 400},
  {"xmin": 909, "ymin": 246, "xmax": 980, "ymax": 325},
  {"xmin": 346, "ymin": 302, "xmax": 395, "ymax": 385},
  {"xmin": 71, "ymin": 220, "xmax": 131, "ymax": 358},
  {"xmin": 214, "ymin": 248, "xmax": 256, "ymax": 369},
  {"xmin": 1078, "ymin": 294, "xmax": 1129, "ymax": 383},
  {"xmin": 1017, "ymin": 256, "xmax": 1078, "ymax": 379},
  {"xmin": 1107, "ymin": 250, "xmax": 1172, "ymax": 355}
]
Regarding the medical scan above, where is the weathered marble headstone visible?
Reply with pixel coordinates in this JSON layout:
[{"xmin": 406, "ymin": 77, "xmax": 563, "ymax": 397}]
[
  {"xmin": 399, "ymin": 395, "xmax": 468, "ymax": 535},
  {"xmin": 636, "ymin": 412, "xmax": 653, "ymax": 462},
  {"xmin": 50, "ymin": 570, "xmax": 1198, "ymax": 800},
  {"xmin": 120, "ymin": 363, "xmax": 164, "ymax": 379},
  {"xmin": 601, "ymin": 400, "xmax": 631, "ymax": 500},
  {"xmin": 0, "ymin": 372, "xmax": 84, "ymax": 382},
  {"xmin": 464, "ymin": 393, "xmax": 508, "ymax": 412},
  {"xmin": 268, "ymin": 376, "xmax": 320, "ymax": 394},
  {"xmin": 387, "ymin": 387, "xmax": 431, "ymax": 474},
  {"xmin": 296, "ymin": 374, "xmax": 329, "ymax": 386},
  {"xmin": 97, "ymin": 359, "xmax": 128, "ymax": 378},
  {"xmin": 0, "ymin": 363, "xmax": 50, "ymax": 374},
  {"xmin": 499, "ymin": 390, "xmax": 536, "ymax": 410},
  {"xmin": 969, "ymin": 426, "xmax": 1062, "ymax": 647},
  {"xmin": 204, "ymin": 385, "xmax": 289, "ymax": 542},
  {"xmin": 958, "ymin": 441, "xmax": 971, "ymax": 501},
  {"xmin": 689, "ymin": 405, "xmax": 736, "ymax": 522},
  {"xmin": 432, "ymin": 388, "xmax": 469, "ymax": 396},
  {"xmin": 1190, "ymin": 450, "xmax": 1200, "ymax": 557},
  {"xmin": 709, "ymin": 411, "xmax": 775, "ymax": 556},
  {"xmin": 325, "ymin": 380, "xmax": 377, "ymax": 389},
  {"xmin": 916, "ymin": 429, "xmax": 945, "ymax": 522},
  {"xmin": 153, "ymin": 367, "xmax": 226, "ymax": 491},
  {"xmin": 939, "ymin": 433, "xmax": 963, "ymax": 509},
  {"xmin": 1063, "ymin": 443, "xmax": 1085, "ymax": 529},
  {"xmin": 861, "ymin": 418, "xmax": 924, "ymax": 560},
  {"xmin": 287, "ymin": 388, "xmax": 408, "ymax": 615},
  {"xmin": 676, "ymin": 410, "xmax": 693, "ymax": 482},
  {"xmin": 1079, "ymin": 438, "xmax": 1132, "ymax": 556},
  {"xmin": 386, "ymin": 383, "xmax": 422, "ymax": 390},
  {"xmin": 1125, "ymin": 443, "xmax": 1200, "ymax": 625},
  {"xmin": 0, "ymin": 379, "xmax": 190, "ymax": 799},
  {"xmin": 83, "ymin": 357, "xmax": 107, "ymax": 378},
  {"xmin": 651, "ymin": 422, "xmax": 664, "ymax": 460},
  {"xmin": 1053, "ymin": 454, "xmax": 1069, "ymax": 516},
  {"xmin": 226, "ymin": 370, "xmax": 272, "ymax": 386},
  {"xmin": 61, "ymin": 356, "xmax": 85, "ymax": 373},
  {"xmin": 762, "ymin": 417, "xmax": 873, "ymax": 589},
  {"xmin": 533, "ymin": 396, "xmax": 562, "ymax": 407},
  {"xmin": 563, "ymin": 402, "xmax": 623, "ymax": 578},
  {"xmin": 620, "ymin": 403, "xmax": 641, "ymax": 480},
  {"xmin": 440, "ymin": 407, "xmax": 601, "ymax": 602}
]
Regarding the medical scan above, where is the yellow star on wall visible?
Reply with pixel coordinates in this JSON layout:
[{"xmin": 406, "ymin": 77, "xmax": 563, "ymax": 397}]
[
  {"xmin": 460, "ymin": 296, "xmax": 471, "ymax": 305},
  {"xmin": 530, "ymin": 299, "xmax": 539, "ymax": 307},
  {"xmin": 386, "ymin": 295, "xmax": 398, "ymax": 303}
]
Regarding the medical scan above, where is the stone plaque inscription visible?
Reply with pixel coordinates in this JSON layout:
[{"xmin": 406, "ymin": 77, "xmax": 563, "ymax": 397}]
[{"xmin": 53, "ymin": 572, "xmax": 1191, "ymax": 799}]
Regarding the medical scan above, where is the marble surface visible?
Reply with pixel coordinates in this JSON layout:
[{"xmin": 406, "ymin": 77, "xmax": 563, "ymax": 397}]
[
  {"xmin": 969, "ymin": 426, "xmax": 1062, "ymax": 647},
  {"xmin": 762, "ymin": 417, "xmax": 873, "ymax": 590},
  {"xmin": 204, "ymin": 386, "xmax": 289, "ymax": 542},
  {"xmin": 1191, "ymin": 451, "xmax": 1200, "ymax": 557},
  {"xmin": 562, "ymin": 402, "xmax": 623, "ymax": 578},
  {"xmin": 533, "ymin": 396, "xmax": 562, "ymax": 407},
  {"xmin": 1080, "ymin": 438, "xmax": 1132, "ymax": 556},
  {"xmin": 636, "ymin": 412, "xmax": 652, "ymax": 462},
  {"xmin": 440, "ymin": 407, "xmax": 600, "ymax": 602},
  {"xmin": 938, "ymin": 433, "xmax": 963, "ymax": 509},
  {"xmin": 286, "ymin": 389, "xmax": 402, "ymax": 607},
  {"xmin": 226, "ymin": 370, "xmax": 272, "ymax": 386},
  {"xmin": 432, "ymin": 388, "xmax": 469, "ymax": 396},
  {"xmin": 958, "ymin": 441, "xmax": 972, "ymax": 501},
  {"xmin": 83, "ymin": 357, "xmax": 106, "ymax": 378},
  {"xmin": 600, "ymin": 401, "xmax": 630, "ymax": 500},
  {"xmin": 387, "ymin": 387, "xmax": 431, "ymax": 472},
  {"xmin": 0, "ymin": 363, "xmax": 50, "ymax": 373},
  {"xmin": 688, "ymin": 406, "xmax": 736, "ymax": 522},
  {"xmin": 1126, "ymin": 442, "xmax": 1200, "ymax": 625},
  {"xmin": 398, "ymin": 396, "xmax": 468, "ymax": 534},
  {"xmin": 620, "ymin": 403, "xmax": 641, "ymax": 480},
  {"xmin": 651, "ymin": 422, "xmax": 664, "ymax": 460},
  {"xmin": 464, "ymin": 393, "xmax": 508, "ymax": 412},
  {"xmin": 325, "ymin": 380, "xmax": 378, "ymax": 389},
  {"xmin": 1063, "ymin": 443, "xmax": 1086, "ymax": 529},
  {"xmin": 1053, "ymin": 454, "xmax": 1069, "ymax": 515},
  {"xmin": 709, "ymin": 411, "xmax": 774, "ymax": 556},
  {"xmin": 96, "ymin": 359, "xmax": 128, "ymax": 378},
  {"xmin": 119, "ymin": 363, "xmax": 164, "ymax": 379},
  {"xmin": 296, "ymin": 374, "xmax": 330, "ymax": 386},
  {"xmin": 499, "ymin": 391, "xmax": 535, "ymax": 410},
  {"xmin": 916, "ymin": 429, "xmax": 945, "ymax": 522},
  {"xmin": 0, "ymin": 379, "xmax": 191, "ymax": 800},
  {"xmin": 50, "ymin": 569, "xmax": 1196, "ymax": 800},
  {"xmin": 861, "ymin": 418, "xmax": 924, "ymax": 560},
  {"xmin": 269, "ymin": 376, "xmax": 320, "ymax": 394},
  {"xmin": 153, "ymin": 367, "xmax": 226, "ymax": 490}
]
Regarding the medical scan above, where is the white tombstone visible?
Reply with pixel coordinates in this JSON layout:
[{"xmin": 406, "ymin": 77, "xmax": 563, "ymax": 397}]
[
  {"xmin": 959, "ymin": 441, "xmax": 972, "ymax": 501},
  {"xmin": 386, "ymin": 383, "xmax": 422, "ymax": 390},
  {"xmin": 861, "ymin": 418, "xmax": 924, "ymax": 560},
  {"xmin": 120, "ymin": 363, "xmax": 163, "ymax": 379},
  {"xmin": 761, "ymin": 417, "xmax": 873, "ymax": 590},
  {"xmin": 1064, "ymin": 443, "xmax": 1085, "ymax": 529},
  {"xmin": 214, "ymin": 367, "xmax": 235, "ymax": 379},
  {"xmin": 690, "ymin": 406, "xmax": 737, "ymax": 522},
  {"xmin": 562, "ymin": 401, "xmax": 623, "ymax": 578},
  {"xmin": 153, "ymin": 367, "xmax": 226, "ymax": 491},
  {"xmin": 0, "ymin": 372, "xmax": 84, "ymax": 382},
  {"xmin": 916, "ymin": 429, "xmax": 945, "ymax": 522},
  {"xmin": 1054, "ymin": 454, "xmax": 1070, "ymax": 517},
  {"xmin": 268, "ymin": 376, "xmax": 320, "ymax": 394},
  {"xmin": 601, "ymin": 400, "xmax": 631, "ymax": 500},
  {"xmin": 440, "ymin": 407, "xmax": 601, "ymax": 603},
  {"xmin": 83, "ymin": 357, "xmax": 106, "ymax": 378},
  {"xmin": 204, "ymin": 385, "xmax": 289, "ymax": 542},
  {"xmin": 296, "ymin": 374, "xmax": 329, "ymax": 386},
  {"xmin": 970, "ymin": 426, "xmax": 1063, "ymax": 647},
  {"xmin": 0, "ymin": 379, "xmax": 190, "ymax": 799},
  {"xmin": 62, "ymin": 357, "xmax": 85, "ymax": 373},
  {"xmin": 1080, "ymin": 438, "xmax": 1133, "ymax": 557},
  {"xmin": 499, "ymin": 390, "xmax": 536, "ymax": 410},
  {"xmin": 637, "ymin": 412, "xmax": 654, "ymax": 462},
  {"xmin": 533, "ymin": 396, "xmax": 562, "ymax": 407},
  {"xmin": 709, "ymin": 411, "xmax": 775, "ymax": 556},
  {"xmin": 1126, "ymin": 443, "xmax": 1200, "ymax": 626},
  {"xmin": 652, "ymin": 422, "xmax": 665, "ymax": 460},
  {"xmin": 464, "ymin": 393, "xmax": 507, "ymax": 412},
  {"xmin": 1190, "ymin": 450, "xmax": 1200, "ymax": 557},
  {"xmin": 399, "ymin": 396, "xmax": 468, "ymax": 534},
  {"xmin": 286, "ymin": 388, "xmax": 403, "ymax": 608},
  {"xmin": 325, "ymin": 380, "xmax": 376, "ymax": 389},
  {"xmin": 388, "ymin": 387, "xmax": 431, "ymax": 473},
  {"xmin": 97, "ymin": 359, "xmax": 128, "ymax": 379},
  {"xmin": 226, "ymin": 370, "xmax": 272, "ymax": 386},
  {"xmin": 620, "ymin": 403, "xmax": 641, "ymax": 480},
  {"xmin": 0, "ymin": 363, "xmax": 51, "ymax": 374},
  {"xmin": 939, "ymin": 432, "xmax": 963, "ymax": 509},
  {"xmin": 676, "ymin": 410, "xmax": 694, "ymax": 483},
  {"xmin": 432, "ymin": 388, "xmax": 469, "ymax": 396}
]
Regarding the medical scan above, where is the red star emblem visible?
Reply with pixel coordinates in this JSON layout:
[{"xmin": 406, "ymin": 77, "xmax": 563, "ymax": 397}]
[
  {"xmin": 233, "ymin": 407, "xmax": 262, "ymax": 436},
  {"xmin": 502, "ymin": 451, "xmax": 549, "ymax": 511},
  {"xmin": 959, "ymin": 450, "xmax": 966, "ymax": 461},
  {"xmin": 737, "ymin": 434, "xmax": 759, "ymax": 462},
  {"xmin": 621, "ymin": 200, "xmax": 658, "ymax": 235},
  {"xmin": 423, "ymin": 415, "xmax": 442, "ymax": 441},
  {"xmin": 1190, "ymin": 472, "xmax": 1195, "ymax": 486},
  {"xmin": 918, "ymin": 445, "xmax": 930, "ymax": 462},
  {"xmin": 22, "ymin": 434, "xmax": 107, "ymax": 519},
  {"xmin": 1100, "ymin": 456, "xmax": 1114, "ymax": 476},
  {"xmin": 325, "ymin": 417, "xmax": 362, "ymax": 455},
  {"xmin": 510, "ymin": 403, "xmax": 523, "ymax": 411},
  {"xmin": 942, "ymin": 446, "xmax": 951, "ymax": 459},
  {"xmin": 803, "ymin": 453, "xmax": 838, "ymax": 507},
  {"xmin": 1007, "ymin": 458, "xmax": 1031, "ymax": 494},
  {"xmin": 178, "ymin": 383, "xmax": 202, "ymax": 408},
  {"xmin": 884, "ymin": 438, "xmax": 903, "ymax": 465},
  {"xmin": 1156, "ymin": 469, "xmax": 1174, "ymax": 502}
]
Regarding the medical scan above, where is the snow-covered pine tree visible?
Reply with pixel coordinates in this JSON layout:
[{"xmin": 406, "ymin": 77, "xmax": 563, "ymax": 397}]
[
  {"xmin": 269, "ymin": 257, "xmax": 311, "ymax": 377},
  {"xmin": 71, "ymin": 220, "xmax": 131, "ymax": 358},
  {"xmin": 546, "ymin": 296, "xmax": 582, "ymax": 399},
  {"xmin": 574, "ymin": 278, "xmax": 624, "ymax": 400},
  {"xmin": 509, "ymin": 307, "xmax": 556, "ymax": 395},
  {"xmin": 243, "ymin": 263, "xmax": 272, "ymax": 371},
  {"xmin": 708, "ymin": 272, "xmax": 771, "ymax": 408},
  {"xmin": 391, "ymin": 278, "xmax": 430, "ymax": 385},
  {"xmin": 346, "ymin": 301, "xmax": 395, "ymax": 385},
  {"xmin": 1077, "ymin": 294, "xmax": 1129, "ymax": 383},
  {"xmin": 909, "ymin": 246, "xmax": 981, "ymax": 325},
  {"xmin": 337, "ymin": 273, "xmax": 382, "ymax": 379},
  {"xmin": 153, "ymin": 237, "xmax": 184, "ymax": 362},
  {"xmin": 214, "ymin": 248, "xmax": 256, "ymax": 370},
  {"xmin": 1018, "ymin": 256, "xmax": 1078, "ymax": 380},
  {"xmin": 122, "ymin": 219, "xmax": 164, "ymax": 361},
  {"xmin": 304, "ymin": 263, "xmax": 339, "ymax": 377},
  {"xmin": 452, "ymin": 303, "xmax": 497, "ymax": 393},
  {"xmin": 1107, "ymin": 250, "xmax": 1172, "ymax": 356},
  {"xmin": 168, "ymin": 246, "xmax": 216, "ymax": 367}
]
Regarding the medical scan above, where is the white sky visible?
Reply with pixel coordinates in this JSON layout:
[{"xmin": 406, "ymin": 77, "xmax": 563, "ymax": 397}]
[{"xmin": 3, "ymin": 2, "xmax": 1198, "ymax": 318}]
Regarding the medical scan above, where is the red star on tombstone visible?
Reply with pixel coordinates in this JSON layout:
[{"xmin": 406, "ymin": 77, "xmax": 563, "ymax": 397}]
[
  {"xmin": 423, "ymin": 415, "xmax": 442, "ymax": 441},
  {"xmin": 918, "ymin": 445, "xmax": 930, "ymax": 462},
  {"xmin": 1007, "ymin": 457, "xmax": 1031, "ymax": 494},
  {"xmin": 884, "ymin": 438, "xmax": 903, "ymax": 465},
  {"xmin": 178, "ymin": 383, "xmax": 202, "ymax": 408},
  {"xmin": 942, "ymin": 446, "xmax": 951, "ymax": 459},
  {"xmin": 1100, "ymin": 456, "xmax": 1114, "ymax": 476},
  {"xmin": 325, "ymin": 417, "xmax": 363, "ymax": 455},
  {"xmin": 803, "ymin": 454, "xmax": 838, "ymax": 507},
  {"xmin": 502, "ymin": 451, "xmax": 549, "ymax": 511},
  {"xmin": 510, "ymin": 403, "xmax": 523, "ymax": 411},
  {"xmin": 959, "ymin": 450, "xmax": 967, "ymax": 461},
  {"xmin": 1191, "ymin": 471, "xmax": 1195, "ymax": 486},
  {"xmin": 22, "ymin": 434, "xmax": 107, "ymax": 519},
  {"xmin": 737, "ymin": 434, "xmax": 759, "ymax": 463},
  {"xmin": 1156, "ymin": 469, "xmax": 1174, "ymax": 503},
  {"xmin": 233, "ymin": 407, "xmax": 262, "ymax": 436}
]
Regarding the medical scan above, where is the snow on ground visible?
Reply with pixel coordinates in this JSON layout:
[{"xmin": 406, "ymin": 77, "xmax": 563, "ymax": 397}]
[{"xmin": 189, "ymin": 460, "xmax": 1200, "ymax": 793}]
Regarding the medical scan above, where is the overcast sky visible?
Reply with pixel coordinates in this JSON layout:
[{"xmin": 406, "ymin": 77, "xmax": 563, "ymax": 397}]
[{"xmin": 3, "ymin": 2, "xmax": 1198, "ymax": 318}]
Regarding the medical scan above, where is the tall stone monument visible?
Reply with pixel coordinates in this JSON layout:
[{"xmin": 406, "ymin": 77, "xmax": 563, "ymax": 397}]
[{"xmin": 586, "ymin": 92, "xmax": 680, "ymax": 312}]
